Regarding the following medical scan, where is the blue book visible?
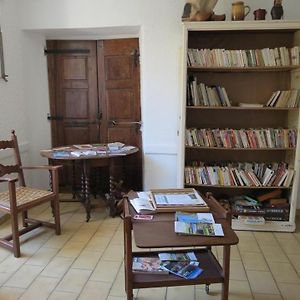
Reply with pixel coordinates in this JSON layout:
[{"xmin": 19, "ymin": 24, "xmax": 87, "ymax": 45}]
[{"xmin": 161, "ymin": 261, "xmax": 203, "ymax": 279}]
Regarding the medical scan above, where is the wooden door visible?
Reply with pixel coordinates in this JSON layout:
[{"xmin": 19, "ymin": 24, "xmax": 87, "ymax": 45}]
[
  {"xmin": 47, "ymin": 40, "xmax": 99, "ymax": 146},
  {"xmin": 98, "ymin": 39, "xmax": 142, "ymax": 190},
  {"xmin": 47, "ymin": 39, "xmax": 143, "ymax": 190}
]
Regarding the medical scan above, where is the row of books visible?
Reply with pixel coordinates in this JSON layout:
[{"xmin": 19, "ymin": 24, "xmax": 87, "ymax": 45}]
[
  {"xmin": 187, "ymin": 77, "xmax": 231, "ymax": 107},
  {"xmin": 184, "ymin": 162, "xmax": 294, "ymax": 187},
  {"xmin": 185, "ymin": 128, "xmax": 298, "ymax": 149},
  {"xmin": 187, "ymin": 46, "xmax": 300, "ymax": 68},
  {"xmin": 132, "ymin": 251, "xmax": 202, "ymax": 279},
  {"xmin": 266, "ymin": 89, "xmax": 300, "ymax": 108}
]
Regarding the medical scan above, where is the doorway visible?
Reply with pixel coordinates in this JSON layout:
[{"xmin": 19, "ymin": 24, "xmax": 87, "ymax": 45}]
[{"xmin": 46, "ymin": 38, "xmax": 143, "ymax": 191}]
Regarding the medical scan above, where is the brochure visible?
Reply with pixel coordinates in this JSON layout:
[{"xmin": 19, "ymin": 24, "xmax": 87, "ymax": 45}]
[
  {"xmin": 175, "ymin": 221, "xmax": 224, "ymax": 237},
  {"xmin": 158, "ymin": 251, "xmax": 197, "ymax": 261},
  {"xmin": 132, "ymin": 257, "xmax": 168, "ymax": 274},
  {"xmin": 161, "ymin": 261, "xmax": 203, "ymax": 279},
  {"xmin": 175, "ymin": 212, "xmax": 215, "ymax": 224}
]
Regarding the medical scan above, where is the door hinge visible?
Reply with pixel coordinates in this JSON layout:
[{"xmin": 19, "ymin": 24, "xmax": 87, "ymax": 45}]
[{"xmin": 131, "ymin": 49, "xmax": 140, "ymax": 67}]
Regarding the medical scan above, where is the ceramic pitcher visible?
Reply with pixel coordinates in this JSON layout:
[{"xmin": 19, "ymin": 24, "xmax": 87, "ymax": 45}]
[{"xmin": 232, "ymin": 1, "xmax": 251, "ymax": 21}]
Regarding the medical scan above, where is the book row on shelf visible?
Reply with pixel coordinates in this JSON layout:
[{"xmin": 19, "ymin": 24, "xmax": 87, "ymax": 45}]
[
  {"xmin": 266, "ymin": 89, "xmax": 300, "ymax": 108},
  {"xmin": 187, "ymin": 78, "xmax": 231, "ymax": 107},
  {"xmin": 187, "ymin": 46, "xmax": 300, "ymax": 68},
  {"xmin": 184, "ymin": 162, "xmax": 294, "ymax": 188},
  {"xmin": 185, "ymin": 128, "xmax": 297, "ymax": 149}
]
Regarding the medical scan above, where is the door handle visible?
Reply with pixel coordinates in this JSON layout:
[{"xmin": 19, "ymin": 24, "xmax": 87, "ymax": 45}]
[
  {"xmin": 47, "ymin": 113, "xmax": 64, "ymax": 121},
  {"xmin": 111, "ymin": 120, "xmax": 142, "ymax": 126}
]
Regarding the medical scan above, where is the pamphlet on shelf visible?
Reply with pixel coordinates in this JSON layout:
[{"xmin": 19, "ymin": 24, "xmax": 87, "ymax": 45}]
[
  {"xmin": 175, "ymin": 221, "xmax": 224, "ymax": 237},
  {"xmin": 132, "ymin": 257, "xmax": 168, "ymax": 274},
  {"xmin": 158, "ymin": 252, "xmax": 197, "ymax": 261},
  {"xmin": 161, "ymin": 261, "xmax": 203, "ymax": 279},
  {"xmin": 175, "ymin": 212, "xmax": 215, "ymax": 224},
  {"xmin": 129, "ymin": 198, "xmax": 156, "ymax": 214}
]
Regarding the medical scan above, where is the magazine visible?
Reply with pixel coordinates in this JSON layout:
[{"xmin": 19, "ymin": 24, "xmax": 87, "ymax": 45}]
[
  {"xmin": 175, "ymin": 221, "xmax": 224, "ymax": 237},
  {"xmin": 158, "ymin": 251, "xmax": 197, "ymax": 261},
  {"xmin": 132, "ymin": 257, "xmax": 168, "ymax": 274},
  {"xmin": 161, "ymin": 261, "xmax": 203, "ymax": 279},
  {"xmin": 129, "ymin": 198, "xmax": 156, "ymax": 214},
  {"xmin": 175, "ymin": 212, "xmax": 215, "ymax": 224}
]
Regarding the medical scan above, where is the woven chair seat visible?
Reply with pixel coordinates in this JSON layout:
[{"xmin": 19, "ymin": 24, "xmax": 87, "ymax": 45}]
[{"xmin": 0, "ymin": 186, "xmax": 53, "ymax": 208}]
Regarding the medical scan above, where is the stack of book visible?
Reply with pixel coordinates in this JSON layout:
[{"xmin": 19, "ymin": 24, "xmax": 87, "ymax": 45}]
[
  {"xmin": 185, "ymin": 128, "xmax": 297, "ymax": 149},
  {"xmin": 174, "ymin": 212, "xmax": 224, "ymax": 237},
  {"xmin": 185, "ymin": 161, "xmax": 294, "ymax": 188},
  {"xmin": 231, "ymin": 191, "xmax": 290, "ymax": 221},
  {"xmin": 132, "ymin": 251, "xmax": 203, "ymax": 279},
  {"xmin": 187, "ymin": 46, "xmax": 300, "ymax": 68},
  {"xmin": 187, "ymin": 76, "xmax": 231, "ymax": 107}
]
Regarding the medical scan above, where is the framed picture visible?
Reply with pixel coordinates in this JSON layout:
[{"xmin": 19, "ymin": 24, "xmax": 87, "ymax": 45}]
[{"xmin": 0, "ymin": 30, "xmax": 7, "ymax": 81}]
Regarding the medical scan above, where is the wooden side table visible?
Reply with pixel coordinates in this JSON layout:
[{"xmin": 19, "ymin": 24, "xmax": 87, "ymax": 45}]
[{"xmin": 123, "ymin": 191, "xmax": 239, "ymax": 300}]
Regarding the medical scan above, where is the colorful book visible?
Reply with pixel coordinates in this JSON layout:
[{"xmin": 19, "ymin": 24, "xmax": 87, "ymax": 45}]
[
  {"xmin": 132, "ymin": 257, "xmax": 168, "ymax": 274},
  {"xmin": 161, "ymin": 261, "xmax": 203, "ymax": 279},
  {"xmin": 175, "ymin": 212, "xmax": 215, "ymax": 224},
  {"xmin": 158, "ymin": 252, "xmax": 197, "ymax": 261},
  {"xmin": 175, "ymin": 222, "xmax": 224, "ymax": 236}
]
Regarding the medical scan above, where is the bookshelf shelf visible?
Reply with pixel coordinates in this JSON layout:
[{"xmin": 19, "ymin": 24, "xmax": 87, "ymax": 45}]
[
  {"xmin": 179, "ymin": 21, "xmax": 300, "ymax": 232},
  {"xmin": 188, "ymin": 65, "xmax": 300, "ymax": 73},
  {"xmin": 186, "ymin": 106, "xmax": 299, "ymax": 111},
  {"xmin": 186, "ymin": 146, "xmax": 296, "ymax": 151},
  {"xmin": 185, "ymin": 184, "xmax": 291, "ymax": 190}
]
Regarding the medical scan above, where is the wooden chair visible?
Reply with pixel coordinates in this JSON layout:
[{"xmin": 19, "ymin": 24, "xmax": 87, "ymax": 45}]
[{"xmin": 0, "ymin": 130, "xmax": 61, "ymax": 257}]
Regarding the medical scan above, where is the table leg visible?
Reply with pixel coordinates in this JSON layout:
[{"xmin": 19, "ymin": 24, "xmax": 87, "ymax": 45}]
[
  {"xmin": 222, "ymin": 245, "xmax": 231, "ymax": 300},
  {"xmin": 82, "ymin": 161, "xmax": 91, "ymax": 222}
]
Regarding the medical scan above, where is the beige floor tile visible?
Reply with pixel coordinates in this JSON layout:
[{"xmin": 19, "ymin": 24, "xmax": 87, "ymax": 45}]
[
  {"xmin": 227, "ymin": 280, "xmax": 253, "ymax": 300},
  {"xmin": 0, "ymin": 255, "xmax": 28, "ymax": 274},
  {"xmin": 84, "ymin": 236, "xmax": 111, "ymax": 251},
  {"xmin": 268, "ymin": 262, "xmax": 300, "ymax": 284},
  {"xmin": 0, "ymin": 287, "xmax": 25, "ymax": 300},
  {"xmin": 107, "ymin": 296, "xmax": 127, "ymax": 300},
  {"xmin": 41, "ymin": 256, "xmax": 74, "ymax": 278},
  {"xmin": 90, "ymin": 260, "xmax": 121, "ymax": 282},
  {"xmin": 254, "ymin": 232, "xmax": 279, "ymax": 247},
  {"xmin": 274, "ymin": 232, "xmax": 296, "ymax": 240},
  {"xmin": 43, "ymin": 233, "xmax": 72, "ymax": 249},
  {"xmin": 260, "ymin": 245, "xmax": 289, "ymax": 263},
  {"xmin": 110, "ymin": 230, "xmax": 124, "ymax": 245},
  {"xmin": 4, "ymin": 265, "xmax": 43, "ymax": 288},
  {"xmin": 238, "ymin": 236, "xmax": 261, "ymax": 253},
  {"xmin": 277, "ymin": 283, "xmax": 300, "ymax": 300},
  {"xmin": 78, "ymin": 280, "xmax": 111, "ymax": 300},
  {"xmin": 25, "ymin": 247, "xmax": 58, "ymax": 267},
  {"xmin": 72, "ymin": 250, "xmax": 103, "ymax": 270},
  {"xmin": 101, "ymin": 244, "xmax": 124, "ymax": 261},
  {"xmin": 216, "ymin": 245, "xmax": 241, "ymax": 261},
  {"xmin": 253, "ymin": 294, "xmax": 283, "ymax": 300},
  {"xmin": 241, "ymin": 251, "xmax": 269, "ymax": 271},
  {"xmin": 246, "ymin": 270, "xmax": 279, "ymax": 294},
  {"xmin": 137, "ymin": 287, "xmax": 167, "ymax": 300},
  {"xmin": 287, "ymin": 254, "xmax": 300, "ymax": 273},
  {"xmin": 18, "ymin": 276, "xmax": 59, "ymax": 300},
  {"xmin": 48, "ymin": 291, "xmax": 79, "ymax": 300},
  {"xmin": 94, "ymin": 224, "xmax": 118, "ymax": 238},
  {"xmin": 109, "ymin": 263, "xmax": 126, "ymax": 297},
  {"xmin": 166, "ymin": 285, "xmax": 194, "ymax": 300},
  {"xmin": 229, "ymin": 260, "xmax": 248, "ymax": 280},
  {"xmin": 56, "ymin": 268, "xmax": 91, "ymax": 294},
  {"xmin": 57, "ymin": 241, "xmax": 86, "ymax": 258},
  {"xmin": 277, "ymin": 239, "xmax": 300, "ymax": 255}
]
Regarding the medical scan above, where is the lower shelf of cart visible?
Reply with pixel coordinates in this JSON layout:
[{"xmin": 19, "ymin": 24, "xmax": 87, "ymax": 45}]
[{"xmin": 131, "ymin": 248, "xmax": 224, "ymax": 289}]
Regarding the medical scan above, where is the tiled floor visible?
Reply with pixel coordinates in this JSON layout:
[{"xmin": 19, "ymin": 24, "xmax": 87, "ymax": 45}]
[{"xmin": 0, "ymin": 195, "xmax": 300, "ymax": 300}]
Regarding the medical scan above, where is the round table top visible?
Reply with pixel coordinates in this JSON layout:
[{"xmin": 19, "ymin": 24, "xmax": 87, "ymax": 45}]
[{"xmin": 40, "ymin": 144, "xmax": 139, "ymax": 161}]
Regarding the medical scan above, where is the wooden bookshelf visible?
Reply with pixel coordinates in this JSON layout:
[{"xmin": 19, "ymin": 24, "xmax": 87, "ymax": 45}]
[{"xmin": 179, "ymin": 21, "xmax": 300, "ymax": 232}]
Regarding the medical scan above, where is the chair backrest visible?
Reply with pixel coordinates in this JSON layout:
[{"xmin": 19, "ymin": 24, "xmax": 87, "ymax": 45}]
[{"xmin": 0, "ymin": 130, "xmax": 25, "ymax": 186}]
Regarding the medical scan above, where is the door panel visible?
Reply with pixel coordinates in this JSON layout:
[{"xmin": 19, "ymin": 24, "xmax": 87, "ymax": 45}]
[{"xmin": 98, "ymin": 39, "xmax": 143, "ymax": 190}]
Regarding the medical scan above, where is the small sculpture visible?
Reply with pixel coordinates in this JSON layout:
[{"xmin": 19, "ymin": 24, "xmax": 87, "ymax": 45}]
[
  {"xmin": 182, "ymin": 0, "xmax": 226, "ymax": 22},
  {"xmin": 271, "ymin": 0, "xmax": 284, "ymax": 20}
]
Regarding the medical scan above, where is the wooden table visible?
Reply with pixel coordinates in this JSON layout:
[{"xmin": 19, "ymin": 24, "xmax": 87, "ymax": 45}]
[
  {"xmin": 123, "ymin": 191, "xmax": 239, "ymax": 300},
  {"xmin": 41, "ymin": 145, "xmax": 138, "ymax": 221}
]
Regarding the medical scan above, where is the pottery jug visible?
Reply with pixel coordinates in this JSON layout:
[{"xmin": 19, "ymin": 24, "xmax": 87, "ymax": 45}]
[
  {"xmin": 254, "ymin": 8, "xmax": 267, "ymax": 20},
  {"xmin": 232, "ymin": 1, "xmax": 251, "ymax": 21}
]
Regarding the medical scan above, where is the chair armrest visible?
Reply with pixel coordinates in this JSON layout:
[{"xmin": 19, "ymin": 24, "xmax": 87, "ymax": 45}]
[
  {"xmin": 21, "ymin": 165, "xmax": 62, "ymax": 171},
  {"xmin": 0, "ymin": 176, "xmax": 18, "ymax": 183}
]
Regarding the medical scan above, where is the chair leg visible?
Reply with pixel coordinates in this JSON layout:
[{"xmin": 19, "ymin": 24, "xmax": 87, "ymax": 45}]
[
  {"xmin": 11, "ymin": 213, "xmax": 21, "ymax": 258},
  {"xmin": 22, "ymin": 211, "xmax": 28, "ymax": 228},
  {"xmin": 52, "ymin": 198, "xmax": 61, "ymax": 235}
]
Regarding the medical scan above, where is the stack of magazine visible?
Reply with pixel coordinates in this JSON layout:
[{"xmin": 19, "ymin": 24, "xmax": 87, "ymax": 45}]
[
  {"xmin": 132, "ymin": 251, "xmax": 203, "ymax": 279},
  {"xmin": 174, "ymin": 212, "xmax": 224, "ymax": 236}
]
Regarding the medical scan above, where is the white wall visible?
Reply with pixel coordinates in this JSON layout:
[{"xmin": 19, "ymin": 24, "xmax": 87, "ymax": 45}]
[{"xmin": 1, "ymin": 0, "xmax": 300, "ymax": 195}]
